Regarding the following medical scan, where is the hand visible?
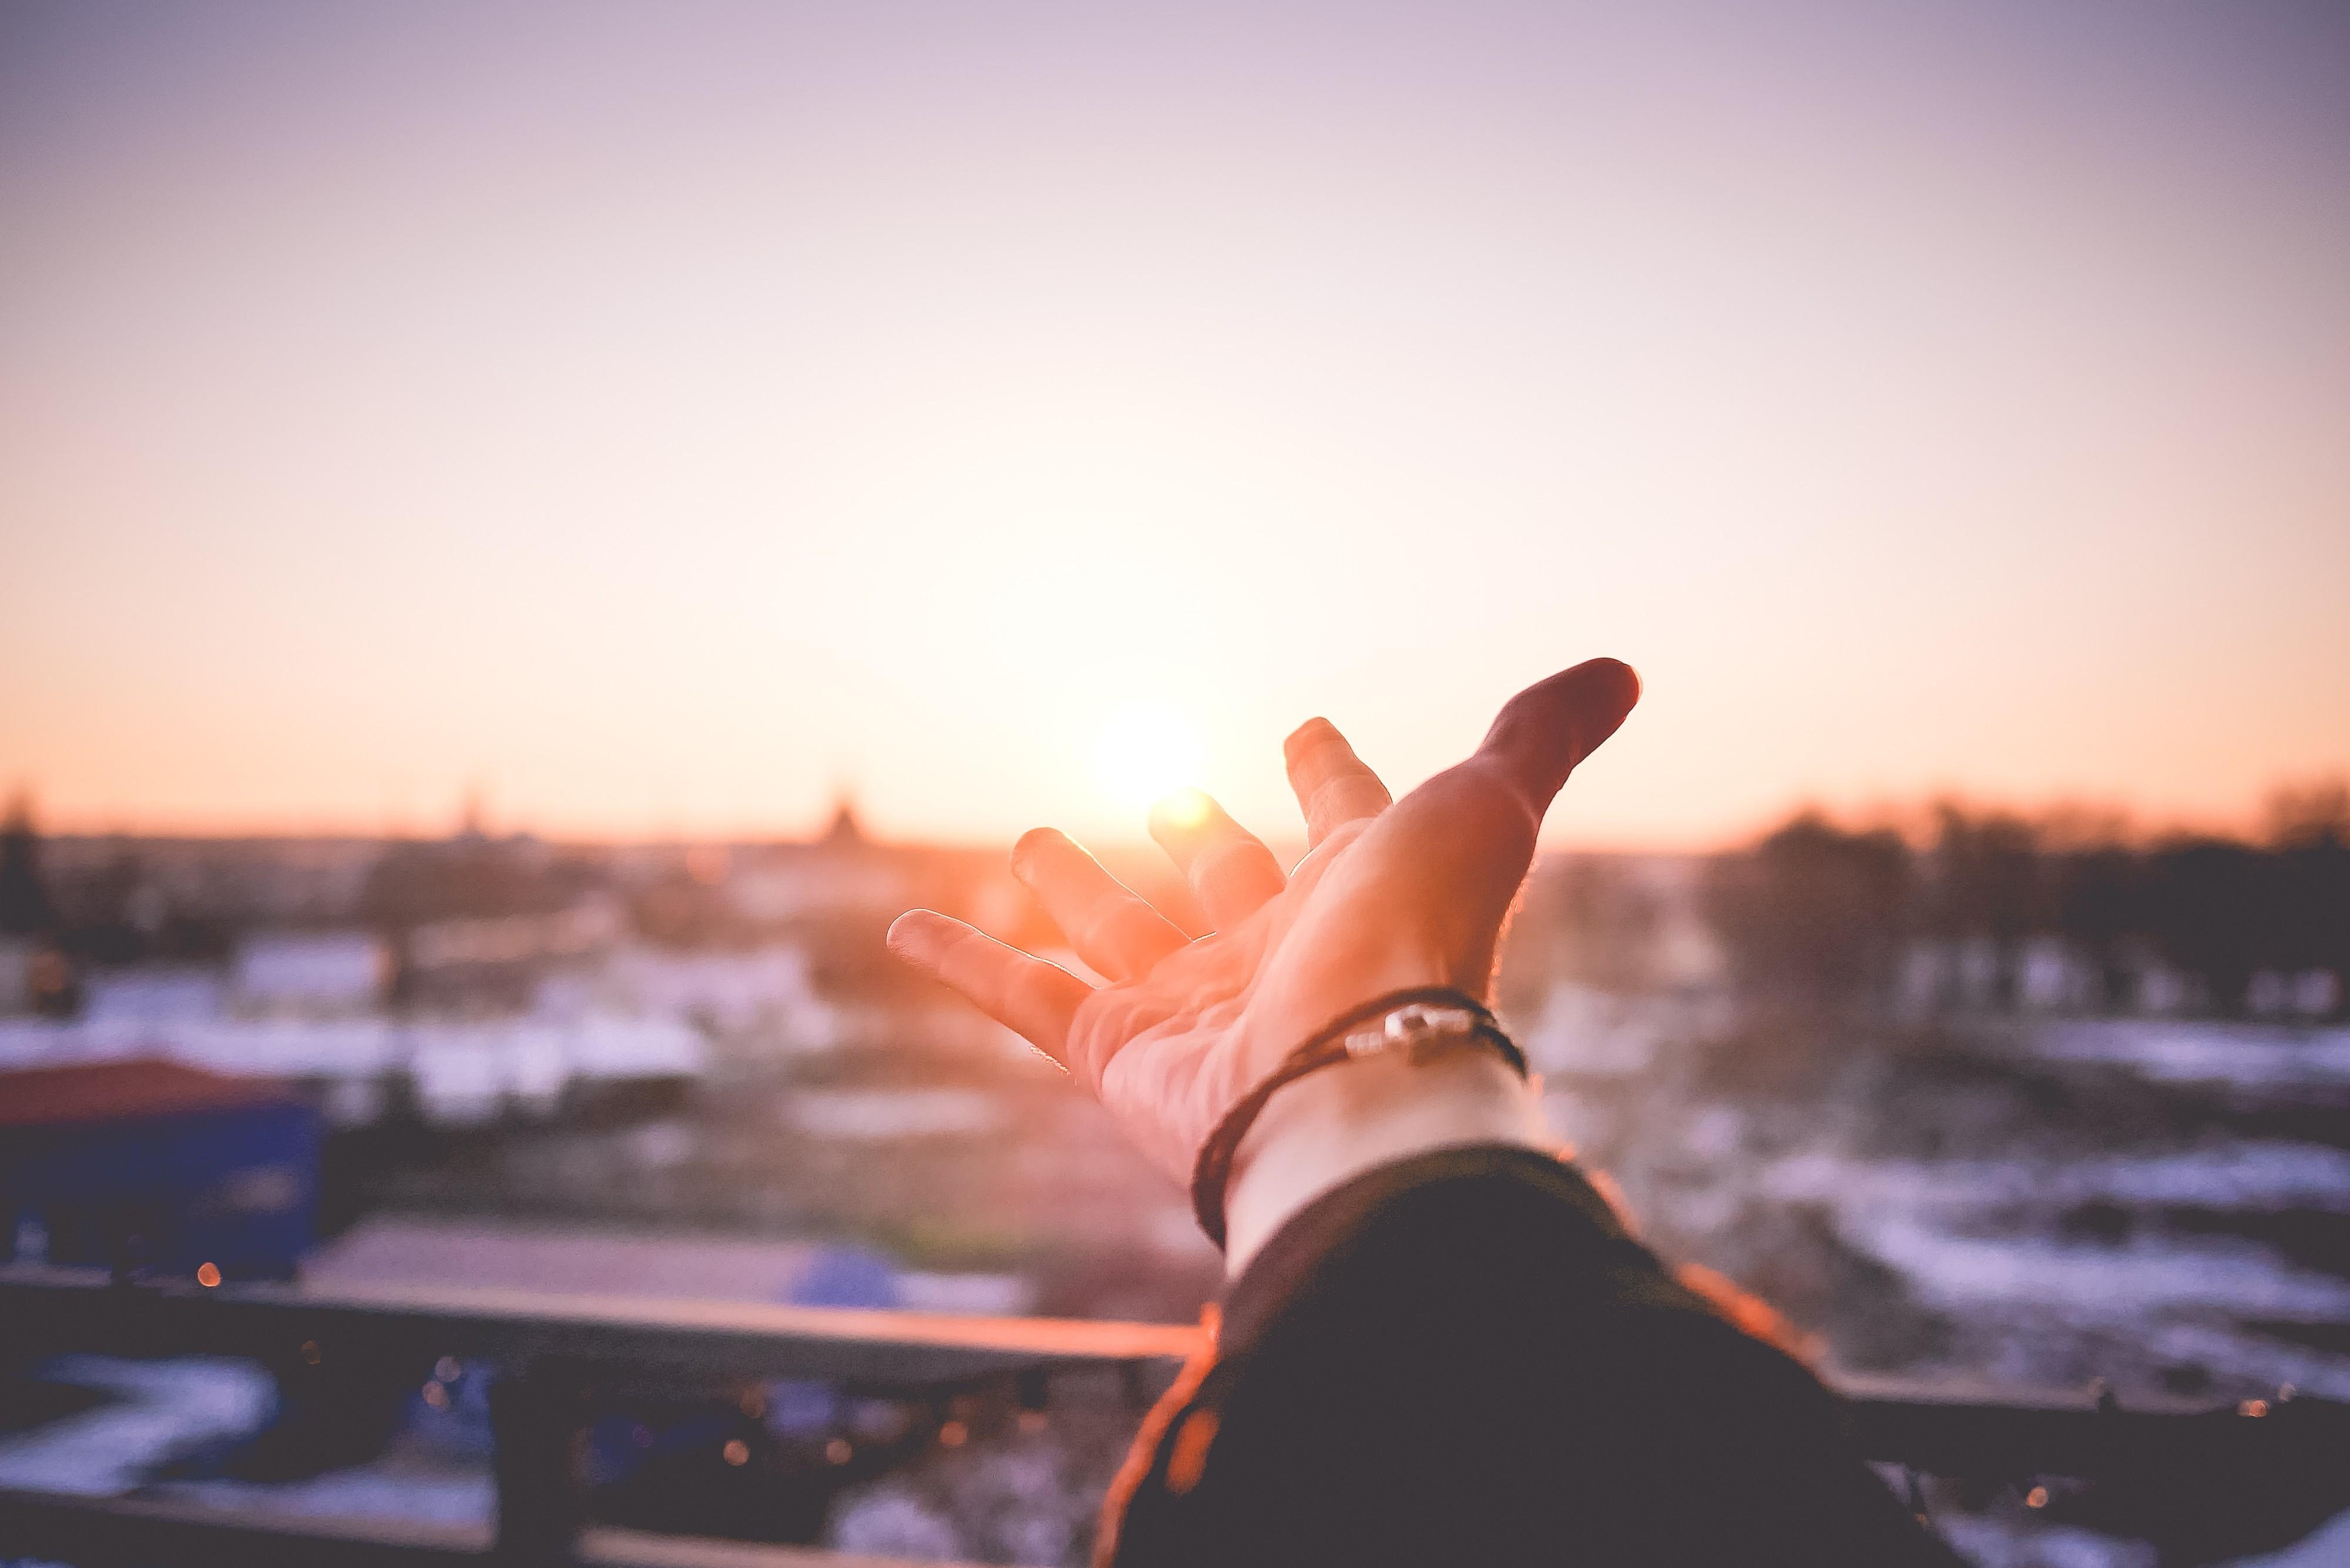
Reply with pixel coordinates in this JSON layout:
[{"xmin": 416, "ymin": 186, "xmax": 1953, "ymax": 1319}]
[{"xmin": 886, "ymin": 661, "xmax": 1641, "ymax": 1233}]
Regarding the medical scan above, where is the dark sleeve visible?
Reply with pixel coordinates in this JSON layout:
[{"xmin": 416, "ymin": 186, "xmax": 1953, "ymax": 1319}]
[{"xmin": 1101, "ymin": 1145, "xmax": 1963, "ymax": 1568}]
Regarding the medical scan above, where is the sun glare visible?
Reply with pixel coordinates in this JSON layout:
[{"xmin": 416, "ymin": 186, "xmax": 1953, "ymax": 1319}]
[{"xmin": 1093, "ymin": 704, "xmax": 1204, "ymax": 811}]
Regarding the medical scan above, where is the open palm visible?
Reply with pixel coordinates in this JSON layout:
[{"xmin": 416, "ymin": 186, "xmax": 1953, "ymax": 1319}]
[{"xmin": 887, "ymin": 660, "xmax": 1640, "ymax": 1186}]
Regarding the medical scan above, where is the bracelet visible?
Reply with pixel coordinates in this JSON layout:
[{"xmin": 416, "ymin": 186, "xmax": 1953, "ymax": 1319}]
[{"xmin": 1189, "ymin": 986, "xmax": 1528, "ymax": 1251}]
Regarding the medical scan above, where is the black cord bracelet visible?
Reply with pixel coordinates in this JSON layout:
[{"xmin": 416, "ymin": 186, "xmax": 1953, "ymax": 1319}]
[{"xmin": 1189, "ymin": 986, "xmax": 1528, "ymax": 1251}]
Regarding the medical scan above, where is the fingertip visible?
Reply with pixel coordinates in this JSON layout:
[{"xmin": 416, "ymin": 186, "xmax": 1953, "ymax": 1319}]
[
  {"xmin": 1149, "ymin": 787, "xmax": 1214, "ymax": 836},
  {"xmin": 885, "ymin": 909, "xmax": 944, "ymax": 961},
  {"xmin": 1009, "ymin": 827, "xmax": 1063, "ymax": 879},
  {"xmin": 1283, "ymin": 716, "xmax": 1339, "ymax": 765},
  {"xmin": 1589, "ymin": 657, "xmax": 1642, "ymax": 717},
  {"xmin": 1565, "ymin": 659, "xmax": 1641, "ymax": 749},
  {"xmin": 1478, "ymin": 659, "xmax": 1645, "ymax": 805}
]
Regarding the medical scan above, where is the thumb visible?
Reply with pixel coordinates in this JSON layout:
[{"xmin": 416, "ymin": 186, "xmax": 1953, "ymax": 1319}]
[{"xmin": 1473, "ymin": 659, "xmax": 1641, "ymax": 815}]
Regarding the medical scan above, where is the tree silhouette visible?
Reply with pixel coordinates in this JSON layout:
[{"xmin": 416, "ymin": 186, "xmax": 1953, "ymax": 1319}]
[{"xmin": 1702, "ymin": 813, "xmax": 1911, "ymax": 1010}]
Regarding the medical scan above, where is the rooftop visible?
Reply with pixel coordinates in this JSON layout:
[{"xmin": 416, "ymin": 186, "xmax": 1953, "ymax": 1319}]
[{"xmin": 0, "ymin": 1057, "xmax": 296, "ymax": 1130}]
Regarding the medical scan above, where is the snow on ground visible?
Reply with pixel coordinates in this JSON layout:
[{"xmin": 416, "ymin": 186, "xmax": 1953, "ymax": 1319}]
[
  {"xmin": 157, "ymin": 1462, "xmax": 492, "ymax": 1529},
  {"xmin": 0, "ymin": 1357, "xmax": 274, "ymax": 1496},
  {"xmin": 1750, "ymin": 1139, "xmax": 2350, "ymax": 1396},
  {"xmin": 1762, "ymin": 1144, "xmax": 2350, "ymax": 1216},
  {"xmin": 1842, "ymin": 1219, "xmax": 2350, "ymax": 1323},
  {"xmin": 2033, "ymin": 1023, "xmax": 2350, "ymax": 1092},
  {"xmin": 1938, "ymin": 1515, "xmax": 2156, "ymax": 1568},
  {"xmin": 2134, "ymin": 1323, "xmax": 2350, "ymax": 1403}
]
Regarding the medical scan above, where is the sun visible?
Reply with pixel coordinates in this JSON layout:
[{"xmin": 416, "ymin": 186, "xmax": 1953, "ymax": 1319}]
[{"xmin": 1093, "ymin": 704, "xmax": 1204, "ymax": 811}]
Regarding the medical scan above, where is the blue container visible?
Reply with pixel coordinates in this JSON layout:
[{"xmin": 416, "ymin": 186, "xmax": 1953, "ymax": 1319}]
[{"xmin": 0, "ymin": 1059, "xmax": 319, "ymax": 1281}]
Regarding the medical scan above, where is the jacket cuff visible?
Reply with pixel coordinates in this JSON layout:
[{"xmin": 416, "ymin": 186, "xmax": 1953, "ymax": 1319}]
[{"xmin": 1217, "ymin": 1142, "xmax": 1635, "ymax": 1358}]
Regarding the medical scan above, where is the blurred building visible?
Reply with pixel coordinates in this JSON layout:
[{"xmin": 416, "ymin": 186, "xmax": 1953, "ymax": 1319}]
[
  {"xmin": 0, "ymin": 794, "xmax": 57, "ymax": 938},
  {"xmin": 724, "ymin": 803, "xmax": 907, "ymax": 925},
  {"xmin": 555, "ymin": 943, "xmax": 837, "ymax": 1043},
  {"xmin": 231, "ymin": 931, "xmax": 391, "ymax": 1015},
  {"xmin": 81, "ymin": 966, "xmax": 227, "ymax": 1023},
  {"xmin": 0, "ymin": 938, "xmax": 33, "ymax": 1015}
]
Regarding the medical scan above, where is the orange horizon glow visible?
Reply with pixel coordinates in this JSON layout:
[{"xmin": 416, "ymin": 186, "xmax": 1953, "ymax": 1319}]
[
  {"xmin": 4, "ymin": 4, "xmax": 2346, "ymax": 854},
  {"xmin": 8, "ymin": 772, "xmax": 2328, "ymax": 858}
]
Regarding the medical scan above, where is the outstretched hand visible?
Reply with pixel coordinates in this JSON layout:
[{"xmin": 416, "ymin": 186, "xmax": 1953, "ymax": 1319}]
[{"xmin": 886, "ymin": 660, "xmax": 1641, "ymax": 1191}]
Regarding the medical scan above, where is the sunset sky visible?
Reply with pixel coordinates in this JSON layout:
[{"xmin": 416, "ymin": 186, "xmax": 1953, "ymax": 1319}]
[{"xmin": 4, "ymin": 2, "xmax": 2345, "ymax": 848}]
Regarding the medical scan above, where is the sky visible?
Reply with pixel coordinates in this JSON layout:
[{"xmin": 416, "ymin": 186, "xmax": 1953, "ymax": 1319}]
[{"xmin": 3, "ymin": 1, "xmax": 2346, "ymax": 849}]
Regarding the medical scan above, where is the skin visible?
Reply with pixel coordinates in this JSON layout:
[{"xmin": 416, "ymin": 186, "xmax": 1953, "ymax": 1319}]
[{"xmin": 886, "ymin": 659, "xmax": 1642, "ymax": 1269}]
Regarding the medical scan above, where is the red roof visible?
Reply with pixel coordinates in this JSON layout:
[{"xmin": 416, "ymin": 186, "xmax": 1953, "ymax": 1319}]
[{"xmin": 0, "ymin": 1058, "xmax": 297, "ymax": 1129}]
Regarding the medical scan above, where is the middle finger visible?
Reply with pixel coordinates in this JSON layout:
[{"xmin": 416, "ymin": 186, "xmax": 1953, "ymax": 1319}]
[{"xmin": 1149, "ymin": 790, "xmax": 1287, "ymax": 929}]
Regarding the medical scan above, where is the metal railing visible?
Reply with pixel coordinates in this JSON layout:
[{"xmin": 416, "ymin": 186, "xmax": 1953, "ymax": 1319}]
[{"xmin": 3, "ymin": 1264, "xmax": 2344, "ymax": 1565}]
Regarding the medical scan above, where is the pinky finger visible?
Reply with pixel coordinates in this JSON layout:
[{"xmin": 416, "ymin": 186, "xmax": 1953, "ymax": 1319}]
[{"xmin": 885, "ymin": 909, "xmax": 1090, "ymax": 1063}]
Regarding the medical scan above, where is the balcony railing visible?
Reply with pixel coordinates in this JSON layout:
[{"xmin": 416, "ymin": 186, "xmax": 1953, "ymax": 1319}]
[{"xmin": 3, "ymin": 1264, "xmax": 2344, "ymax": 1566}]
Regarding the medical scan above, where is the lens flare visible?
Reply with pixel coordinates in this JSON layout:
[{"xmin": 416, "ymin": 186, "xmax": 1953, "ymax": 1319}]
[{"xmin": 1093, "ymin": 704, "xmax": 1203, "ymax": 809}]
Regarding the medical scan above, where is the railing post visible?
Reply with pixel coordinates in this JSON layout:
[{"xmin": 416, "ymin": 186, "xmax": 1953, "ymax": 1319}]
[{"xmin": 491, "ymin": 1361, "xmax": 588, "ymax": 1567}]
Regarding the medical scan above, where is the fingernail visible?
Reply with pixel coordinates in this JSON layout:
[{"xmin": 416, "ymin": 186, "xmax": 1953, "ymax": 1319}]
[
  {"xmin": 1010, "ymin": 827, "xmax": 1056, "ymax": 881},
  {"xmin": 884, "ymin": 912, "xmax": 924, "ymax": 952}
]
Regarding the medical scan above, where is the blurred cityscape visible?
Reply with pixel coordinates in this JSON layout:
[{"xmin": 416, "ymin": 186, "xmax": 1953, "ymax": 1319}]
[{"xmin": 3, "ymin": 783, "xmax": 2348, "ymax": 1566}]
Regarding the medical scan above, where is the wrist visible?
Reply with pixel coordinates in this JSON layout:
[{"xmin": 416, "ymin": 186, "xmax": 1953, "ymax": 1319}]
[{"xmin": 1218, "ymin": 1043, "xmax": 1545, "ymax": 1276}]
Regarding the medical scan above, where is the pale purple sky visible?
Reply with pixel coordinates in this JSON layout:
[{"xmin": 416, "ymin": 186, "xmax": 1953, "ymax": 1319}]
[{"xmin": 4, "ymin": 2, "xmax": 2346, "ymax": 845}]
